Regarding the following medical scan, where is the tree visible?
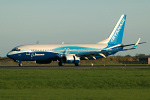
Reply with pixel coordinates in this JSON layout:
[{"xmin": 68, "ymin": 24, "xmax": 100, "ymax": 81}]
[{"xmin": 135, "ymin": 54, "xmax": 147, "ymax": 58}]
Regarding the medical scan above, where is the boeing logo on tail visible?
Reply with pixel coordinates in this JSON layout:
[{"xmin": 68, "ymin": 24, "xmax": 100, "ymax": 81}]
[{"xmin": 7, "ymin": 14, "xmax": 145, "ymax": 66}]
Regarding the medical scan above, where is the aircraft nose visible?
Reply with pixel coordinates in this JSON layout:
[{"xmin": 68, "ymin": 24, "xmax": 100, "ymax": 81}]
[
  {"xmin": 7, "ymin": 52, "xmax": 13, "ymax": 59},
  {"xmin": 7, "ymin": 53, "xmax": 11, "ymax": 58}
]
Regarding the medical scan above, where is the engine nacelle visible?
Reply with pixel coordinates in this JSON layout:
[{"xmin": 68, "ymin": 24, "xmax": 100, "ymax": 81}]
[
  {"xmin": 35, "ymin": 60, "xmax": 52, "ymax": 64},
  {"xmin": 62, "ymin": 54, "xmax": 80, "ymax": 63}
]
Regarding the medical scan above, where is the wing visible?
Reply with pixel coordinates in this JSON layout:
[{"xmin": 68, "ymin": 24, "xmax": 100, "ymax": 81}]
[
  {"xmin": 119, "ymin": 38, "xmax": 146, "ymax": 51},
  {"xmin": 76, "ymin": 50, "xmax": 107, "ymax": 59}
]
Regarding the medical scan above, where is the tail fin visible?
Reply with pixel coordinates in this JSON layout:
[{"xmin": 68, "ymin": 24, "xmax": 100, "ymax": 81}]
[{"xmin": 98, "ymin": 14, "xmax": 126, "ymax": 45}]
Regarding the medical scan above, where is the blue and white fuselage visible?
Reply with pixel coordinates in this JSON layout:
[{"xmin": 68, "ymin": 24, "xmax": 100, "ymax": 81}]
[
  {"xmin": 7, "ymin": 15, "xmax": 144, "ymax": 66},
  {"xmin": 7, "ymin": 44, "xmax": 122, "ymax": 60}
]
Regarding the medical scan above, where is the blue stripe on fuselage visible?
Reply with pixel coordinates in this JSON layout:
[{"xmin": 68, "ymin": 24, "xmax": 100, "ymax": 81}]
[
  {"xmin": 53, "ymin": 46, "xmax": 100, "ymax": 54},
  {"xmin": 53, "ymin": 46, "xmax": 98, "ymax": 50},
  {"xmin": 8, "ymin": 51, "xmax": 59, "ymax": 61}
]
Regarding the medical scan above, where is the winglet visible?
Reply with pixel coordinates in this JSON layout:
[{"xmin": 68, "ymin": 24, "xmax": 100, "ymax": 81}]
[
  {"xmin": 117, "ymin": 38, "xmax": 145, "ymax": 51},
  {"xmin": 133, "ymin": 38, "xmax": 141, "ymax": 48}
]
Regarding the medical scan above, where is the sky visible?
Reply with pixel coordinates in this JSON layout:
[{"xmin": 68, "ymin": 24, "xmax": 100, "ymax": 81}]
[{"xmin": 0, "ymin": 0, "xmax": 150, "ymax": 57}]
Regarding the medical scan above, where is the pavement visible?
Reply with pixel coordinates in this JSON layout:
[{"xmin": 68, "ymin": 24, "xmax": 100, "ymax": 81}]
[{"xmin": 0, "ymin": 65, "xmax": 149, "ymax": 69}]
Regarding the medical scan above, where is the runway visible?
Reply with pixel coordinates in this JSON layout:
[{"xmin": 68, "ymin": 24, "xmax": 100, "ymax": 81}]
[
  {"xmin": 0, "ymin": 65, "xmax": 149, "ymax": 69},
  {"xmin": 0, "ymin": 66, "xmax": 94, "ymax": 69}
]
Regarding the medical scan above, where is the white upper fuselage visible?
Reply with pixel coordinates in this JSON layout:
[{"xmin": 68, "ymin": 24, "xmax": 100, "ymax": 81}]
[
  {"xmin": 17, "ymin": 44, "xmax": 107, "ymax": 50},
  {"xmin": 8, "ymin": 43, "xmax": 108, "ymax": 55}
]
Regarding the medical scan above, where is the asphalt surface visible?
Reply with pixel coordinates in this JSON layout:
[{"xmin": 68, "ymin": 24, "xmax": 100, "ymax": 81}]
[
  {"xmin": 0, "ymin": 65, "xmax": 149, "ymax": 69},
  {"xmin": 0, "ymin": 66, "xmax": 94, "ymax": 69}
]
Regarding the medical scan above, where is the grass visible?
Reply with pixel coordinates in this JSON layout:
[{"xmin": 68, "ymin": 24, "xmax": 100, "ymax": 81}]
[
  {"xmin": 0, "ymin": 67, "xmax": 150, "ymax": 100},
  {"xmin": 0, "ymin": 89, "xmax": 150, "ymax": 100}
]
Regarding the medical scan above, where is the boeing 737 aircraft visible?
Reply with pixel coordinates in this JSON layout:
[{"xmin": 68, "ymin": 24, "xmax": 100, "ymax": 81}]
[{"xmin": 7, "ymin": 15, "xmax": 145, "ymax": 66}]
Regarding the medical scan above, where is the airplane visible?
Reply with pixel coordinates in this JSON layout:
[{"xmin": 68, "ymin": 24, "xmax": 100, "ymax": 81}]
[{"xmin": 7, "ymin": 14, "xmax": 145, "ymax": 66}]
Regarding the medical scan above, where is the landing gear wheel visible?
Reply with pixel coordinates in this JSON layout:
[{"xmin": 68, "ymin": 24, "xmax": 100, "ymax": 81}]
[
  {"xmin": 19, "ymin": 63, "xmax": 22, "ymax": 66},
  {"xmin": 58, "ymin": 62, "xmax": 63, "ymax": 66},
  {"xmin": 75, "ymin": 63, "xmax": 79, "ymax": 66}
]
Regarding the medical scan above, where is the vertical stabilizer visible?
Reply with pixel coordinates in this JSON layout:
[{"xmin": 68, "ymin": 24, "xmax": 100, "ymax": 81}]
[
  {"xmin": 108, "ymin": 14, "xmax": 126, "ymax": 45},
  {"xmin": 98, "ymin": 15, "xmax": 126, "ymax": 45}
]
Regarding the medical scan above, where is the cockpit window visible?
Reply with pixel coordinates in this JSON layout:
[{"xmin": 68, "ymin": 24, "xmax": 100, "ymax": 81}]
[{"xmin": 12, "ymin": 48, "xmax": 20, "ymax": 51}]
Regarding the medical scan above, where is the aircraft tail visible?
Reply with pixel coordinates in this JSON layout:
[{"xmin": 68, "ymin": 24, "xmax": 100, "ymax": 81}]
[{"xmin": 98, "ymin": 14, "xmax": 126, "ymax": 45}]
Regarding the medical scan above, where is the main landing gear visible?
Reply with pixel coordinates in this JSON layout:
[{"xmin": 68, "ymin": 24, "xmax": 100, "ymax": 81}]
[
  {"xmin": 19, "ymin": 63, "xmax": 22, "ymax": 66},
  {"xmin": 58, "ymin": 62, "xmax": 63, "ymax": 66},
  {"xmin": 75, "ymin": 63, "xmax": 79, "ymax": 66}
]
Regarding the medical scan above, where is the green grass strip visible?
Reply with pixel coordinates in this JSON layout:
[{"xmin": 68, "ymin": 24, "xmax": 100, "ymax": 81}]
[{"xmin": 0, "ymin": 67, "xmax": 150, "ymax": 100}]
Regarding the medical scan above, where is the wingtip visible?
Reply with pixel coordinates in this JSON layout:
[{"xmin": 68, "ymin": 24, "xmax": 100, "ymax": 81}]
[{"xmin": 134, "ymin": 38, "xmax": 141, "ymax": 48}]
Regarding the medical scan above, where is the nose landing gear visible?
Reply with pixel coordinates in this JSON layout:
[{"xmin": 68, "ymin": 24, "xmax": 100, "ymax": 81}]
[{"xmin": 15, "ymin": 60, "xmax": 22, "ymax": 66}]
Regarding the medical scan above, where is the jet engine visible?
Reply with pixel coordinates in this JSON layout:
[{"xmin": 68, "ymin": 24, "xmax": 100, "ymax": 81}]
[{"xmin": 61, "ymin": 54, "xmax": 80, "ymax": 64}]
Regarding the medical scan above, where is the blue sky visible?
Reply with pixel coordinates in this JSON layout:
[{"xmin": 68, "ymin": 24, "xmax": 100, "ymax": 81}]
[{"xmin": 0, "ymin": 0, "xmax": 150, "ymax": 57}]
